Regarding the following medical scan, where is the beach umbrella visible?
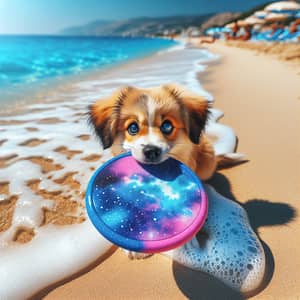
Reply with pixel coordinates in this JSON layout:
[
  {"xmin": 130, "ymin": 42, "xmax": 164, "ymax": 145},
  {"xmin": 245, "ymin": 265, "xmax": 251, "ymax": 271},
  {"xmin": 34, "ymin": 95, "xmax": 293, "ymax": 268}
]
[
  {"xmin": 236, "ymin": 17, "xmax": 265, "ymax": 27},
  {"xmin": 243, "ymin": 16, "xmax": 266, "ymax": 25},
  {"xmin": 254, "ymin": 10, "xmax": 268, "ymax": 19},
  {"xmin": 265, "ymin": 12, "xmax": 289, "ymax": 22},
  {"xmin": 237, "ymin": 20, "xmax": 250, "ymax": 27},
  {"xmin": 264, "ymin": 1, "xmax": 300, "ymax": 14}
]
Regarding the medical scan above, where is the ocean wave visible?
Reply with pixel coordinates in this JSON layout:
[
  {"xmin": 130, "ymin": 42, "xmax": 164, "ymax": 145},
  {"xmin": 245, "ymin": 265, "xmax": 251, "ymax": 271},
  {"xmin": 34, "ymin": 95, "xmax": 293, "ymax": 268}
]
[
  {"xmin": 0, "ymin": 43, "xmax": 218, "ymax": 299},
  {"xmin": 0, "ymin": 36, "xmax": 177, "ymax": 97}
]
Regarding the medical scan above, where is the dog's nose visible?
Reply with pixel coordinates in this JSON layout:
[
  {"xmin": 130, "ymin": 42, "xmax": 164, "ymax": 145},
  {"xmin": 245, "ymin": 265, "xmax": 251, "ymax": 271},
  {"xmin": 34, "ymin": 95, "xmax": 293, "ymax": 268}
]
[{"xmin": 143, "ymin": 145, "xmax": 162, "ymax": 162}]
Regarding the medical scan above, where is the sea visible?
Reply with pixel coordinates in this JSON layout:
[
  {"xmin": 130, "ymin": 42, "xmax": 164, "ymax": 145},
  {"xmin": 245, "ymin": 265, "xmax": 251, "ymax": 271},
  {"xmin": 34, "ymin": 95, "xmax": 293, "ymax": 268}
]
[
  {"xmin": 0, "ymin": 35, "xmax": 219, "ymax": 298},
  {"xmin": 0, "ymin": 36, "xmax": 177, "ymax": 107}
]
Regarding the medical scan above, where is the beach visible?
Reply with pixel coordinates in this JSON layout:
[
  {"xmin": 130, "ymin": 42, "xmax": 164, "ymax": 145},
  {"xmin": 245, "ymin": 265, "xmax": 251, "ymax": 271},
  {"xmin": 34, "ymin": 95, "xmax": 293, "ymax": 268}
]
[
  {"xmin": 1, "ymin": 41, "xmax": 300, "ymax": 299},
  {"xmin": 224, "ymin": 41, "xmax": 300, "ymax": 66}
]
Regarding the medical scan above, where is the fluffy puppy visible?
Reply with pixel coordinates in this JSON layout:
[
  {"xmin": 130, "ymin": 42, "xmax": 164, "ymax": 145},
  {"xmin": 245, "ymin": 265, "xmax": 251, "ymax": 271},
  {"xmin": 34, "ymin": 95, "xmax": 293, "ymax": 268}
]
[
  {"xmin": 88, "ymin": 84, "xmax": 217, "ymax": 259},
  {"xmin": 89, "ymin": 84, "xmax": 217, "ymax": 181}
]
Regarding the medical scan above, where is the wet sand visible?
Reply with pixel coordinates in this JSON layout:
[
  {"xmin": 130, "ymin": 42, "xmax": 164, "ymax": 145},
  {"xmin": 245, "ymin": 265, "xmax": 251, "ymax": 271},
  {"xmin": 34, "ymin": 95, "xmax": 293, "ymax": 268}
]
[
  {"xmin": 0, "ymin": 45, "xmax": 221, "ymax": 300},
  {"xmin": 40, "ymin": 42, "xmax": 300, "ymax": 299},
  {"xmin": 1, "ymin": 41, "xmax": 300, "ymax": 299}
]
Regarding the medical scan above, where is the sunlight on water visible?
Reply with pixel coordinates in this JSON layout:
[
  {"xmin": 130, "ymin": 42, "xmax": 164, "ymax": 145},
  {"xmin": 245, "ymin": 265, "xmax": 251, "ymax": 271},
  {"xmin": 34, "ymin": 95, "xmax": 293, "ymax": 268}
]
[{"xmin": 0, "ymin": 36, "xmax": 176, "ymax": 93}]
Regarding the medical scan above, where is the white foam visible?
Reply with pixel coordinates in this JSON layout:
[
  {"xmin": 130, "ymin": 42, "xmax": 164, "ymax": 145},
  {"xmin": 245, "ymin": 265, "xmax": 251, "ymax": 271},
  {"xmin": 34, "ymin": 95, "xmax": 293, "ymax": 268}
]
[
  {"xmin": 0, "ymin": 220, "xmax": 112, "ymax": 300},
  {"xmin": 164, "ymin": 185, "xmax": 265, "ymax": 294},
  {"xmin": 0, "ymin": 46, "xmax": 252, "ymax": 298},
  {"xmin": 158, "ymin": 39, "xmax": 186, "ymax": 53}
]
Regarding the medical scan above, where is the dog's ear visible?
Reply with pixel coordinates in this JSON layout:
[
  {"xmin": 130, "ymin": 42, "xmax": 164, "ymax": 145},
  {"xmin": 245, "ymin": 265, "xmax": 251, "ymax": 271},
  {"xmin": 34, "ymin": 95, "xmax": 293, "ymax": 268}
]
[
  {"xmin": 163, "ymin": 84, "xmax": 209, "ymax": 144},
  {"xmin": 182, "ymin": 96, "xmax": 209, "ymax": 144},
  {"xmin": 88, "ymin": 86, "xmax": 132, "ymax": 149}
]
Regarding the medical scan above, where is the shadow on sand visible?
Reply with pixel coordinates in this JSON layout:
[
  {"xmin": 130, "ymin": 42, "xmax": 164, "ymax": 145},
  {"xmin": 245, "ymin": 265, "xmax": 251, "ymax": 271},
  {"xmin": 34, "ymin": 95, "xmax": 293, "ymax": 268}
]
[{"xmin": 173, "ymin": 172, "xmax": 296, "ymax": 300}]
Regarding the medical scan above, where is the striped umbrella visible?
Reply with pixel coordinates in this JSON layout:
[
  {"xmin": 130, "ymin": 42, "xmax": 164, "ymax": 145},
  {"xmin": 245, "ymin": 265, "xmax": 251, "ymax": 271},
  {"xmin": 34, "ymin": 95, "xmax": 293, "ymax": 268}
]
[
  {"xmin": 265, "ymin": 12, "xmax": 289, "ymax": 21},
  {"xmin": 264, "ymin": 1, "xmax": 300, "ymax": 14}
]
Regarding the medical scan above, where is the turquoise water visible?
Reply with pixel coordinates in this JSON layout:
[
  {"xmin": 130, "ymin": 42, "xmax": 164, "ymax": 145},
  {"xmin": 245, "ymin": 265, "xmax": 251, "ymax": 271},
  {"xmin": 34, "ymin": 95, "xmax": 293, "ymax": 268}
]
[{"xmin": 0, "ymin": 36, "xmax": 176, "ymax": 103}]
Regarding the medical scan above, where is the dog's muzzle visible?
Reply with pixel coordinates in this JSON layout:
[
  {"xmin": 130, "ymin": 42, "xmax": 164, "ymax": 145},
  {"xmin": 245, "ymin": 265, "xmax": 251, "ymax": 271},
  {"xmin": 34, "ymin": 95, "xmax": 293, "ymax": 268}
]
[{"xmin": 143, "ymin": 145, "xmax": 162, "ymax": 163}]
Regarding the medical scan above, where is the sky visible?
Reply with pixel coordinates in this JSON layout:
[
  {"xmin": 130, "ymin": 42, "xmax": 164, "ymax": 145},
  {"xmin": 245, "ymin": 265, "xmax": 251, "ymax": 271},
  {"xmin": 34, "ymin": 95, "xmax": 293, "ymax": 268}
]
[{"xmin": 0, "ymin": 0, "xmax": 271, "ymax": 34}]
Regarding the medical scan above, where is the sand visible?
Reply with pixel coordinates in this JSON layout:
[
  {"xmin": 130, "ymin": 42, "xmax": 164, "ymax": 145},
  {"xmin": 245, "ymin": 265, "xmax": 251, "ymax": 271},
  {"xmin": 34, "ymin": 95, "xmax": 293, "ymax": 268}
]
[
  {"xmin": 201, "ymin": 42, "xmax": 300, "ymax": 299},
  {"xmin": 1, "ymin": 41, "xmax": 299, "ymax": 299},
  {"xmin": 30, "ymin": 42, "xmax": 299, "ymax": 299},
  {"xmin": 224, "ymin": 41, "xmax": 300, "ymax": 66}
]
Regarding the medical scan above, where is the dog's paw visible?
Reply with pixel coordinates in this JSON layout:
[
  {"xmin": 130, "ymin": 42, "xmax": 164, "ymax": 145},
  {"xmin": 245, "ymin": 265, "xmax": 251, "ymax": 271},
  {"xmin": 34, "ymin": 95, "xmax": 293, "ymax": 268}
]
[{"xmin": 123, "ymin": 249, "xmax": 153, "ymax": 260}]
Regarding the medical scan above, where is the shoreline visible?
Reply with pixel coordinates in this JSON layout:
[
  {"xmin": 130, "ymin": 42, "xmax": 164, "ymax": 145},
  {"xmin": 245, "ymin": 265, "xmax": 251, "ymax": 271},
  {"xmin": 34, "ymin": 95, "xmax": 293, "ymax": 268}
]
[
  {"xmin": 0, "ymin": 43, "xmax": 214, "ymax": 120},
  {"xmin": 0, "ymin": 44, "xmax": 215, "ymax": 299},
  {"xmin": 0, "ymin": 37, "xmax": 179, "ymax": 115},
  {"xmin": 44, "ymin": 42, "xmax": 299, "ymax": 299},
  {"xmin": 1, "ymin": 40, "xmax": 299, "ymax": 299}
]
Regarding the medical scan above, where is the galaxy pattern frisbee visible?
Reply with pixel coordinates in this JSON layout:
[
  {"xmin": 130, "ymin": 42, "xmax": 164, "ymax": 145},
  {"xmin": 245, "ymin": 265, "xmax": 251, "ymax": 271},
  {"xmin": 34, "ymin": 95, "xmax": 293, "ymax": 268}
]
[{"xmin": 86, "ymin": 153, "xmax": 208, "ymax": 253}]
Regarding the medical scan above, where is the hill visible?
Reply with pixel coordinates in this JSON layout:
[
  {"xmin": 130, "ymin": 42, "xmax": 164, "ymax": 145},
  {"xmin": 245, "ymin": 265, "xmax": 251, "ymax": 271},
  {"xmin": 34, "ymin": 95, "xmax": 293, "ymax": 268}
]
[
  {"xmin": 59, "ymin": 15, "xmax": 215, "ymax": 36},
  {"xmin": 200, "ymin": 12, "xmax": 241, "ymax": 32}
]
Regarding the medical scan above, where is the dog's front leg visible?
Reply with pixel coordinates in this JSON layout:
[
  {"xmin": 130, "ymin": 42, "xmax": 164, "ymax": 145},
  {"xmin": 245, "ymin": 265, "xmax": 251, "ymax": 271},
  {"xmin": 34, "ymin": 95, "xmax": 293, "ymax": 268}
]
[{"xmin": 123, "ymin": 249, "xmax": 153, "ymax": 260}]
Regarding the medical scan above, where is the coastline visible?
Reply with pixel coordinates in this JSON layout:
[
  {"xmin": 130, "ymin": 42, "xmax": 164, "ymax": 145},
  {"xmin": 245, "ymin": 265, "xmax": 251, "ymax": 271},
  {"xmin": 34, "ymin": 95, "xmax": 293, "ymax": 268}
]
[
  {"xmin": 44, "ymin": 42, "xmax": 299, "ymax": 299},
  {"xmin": 0, "ymin": 43, "xmax": 216, "ymax": 299},
  {"xmin": 0, "ymin": 42, "xmax": 213, "ymax": 120},
  {"xmin": 0, "ymin": 37, "xmax": 178, "ymax": 114},
  {"xmin": 1, "ymin": 40, "xmax": 299, "ymax": 299}
]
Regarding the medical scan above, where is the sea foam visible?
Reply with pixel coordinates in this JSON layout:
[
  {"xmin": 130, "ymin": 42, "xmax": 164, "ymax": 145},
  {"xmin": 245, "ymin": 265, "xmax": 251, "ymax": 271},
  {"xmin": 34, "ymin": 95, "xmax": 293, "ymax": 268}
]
[{"xmin": 0, "ymin": 44, "xmax": 257, "ymax": 299}]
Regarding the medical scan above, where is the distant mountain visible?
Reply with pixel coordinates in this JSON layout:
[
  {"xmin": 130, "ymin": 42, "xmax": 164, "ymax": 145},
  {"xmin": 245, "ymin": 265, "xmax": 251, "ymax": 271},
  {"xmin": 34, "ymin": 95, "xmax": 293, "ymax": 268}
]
[
  {"xmin": 61, "ymin": 20, "xmax": 115, "ymax": 36},
  {"xmin": 200, "ymin": 12, "xmax": 241, "ymax": 32},
  {"xmin": 59, "ymin": 14, "xmax": 215, "ymax": 36}
]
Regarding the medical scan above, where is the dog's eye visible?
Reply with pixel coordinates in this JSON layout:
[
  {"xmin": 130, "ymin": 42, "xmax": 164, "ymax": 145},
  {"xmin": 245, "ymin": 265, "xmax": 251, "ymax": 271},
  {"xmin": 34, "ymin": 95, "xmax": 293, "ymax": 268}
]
[
  {"xmin": 127, "ymin": 122, "xmax": 139, "ymax": 135},
  {"xmin": 160, "ymin": 120, "xmax": 174, "ymax": 135}
]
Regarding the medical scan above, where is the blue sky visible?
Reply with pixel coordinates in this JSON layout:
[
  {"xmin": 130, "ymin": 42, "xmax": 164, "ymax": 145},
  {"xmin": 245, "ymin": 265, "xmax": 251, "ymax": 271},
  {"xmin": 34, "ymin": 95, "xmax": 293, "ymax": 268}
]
[{"xmin": 0, "ymin": 0, "xmax": 270, "ymax": 34}]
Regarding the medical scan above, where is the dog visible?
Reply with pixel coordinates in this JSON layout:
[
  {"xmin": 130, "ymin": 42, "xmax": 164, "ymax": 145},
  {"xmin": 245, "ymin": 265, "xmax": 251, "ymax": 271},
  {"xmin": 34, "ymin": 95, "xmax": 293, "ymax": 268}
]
[
  {"xmin": 88, "ymin": 84, "xmax": 239, "ymax": 259},
  {"xmin": 89, "ymin": 84, "xmax": 217, "ymax": 179}
]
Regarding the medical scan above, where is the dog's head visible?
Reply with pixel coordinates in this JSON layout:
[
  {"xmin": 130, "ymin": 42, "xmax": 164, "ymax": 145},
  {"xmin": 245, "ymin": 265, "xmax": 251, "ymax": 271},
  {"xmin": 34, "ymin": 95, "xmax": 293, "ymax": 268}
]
[{"xmin": 89, "ymin": 84, "xmax": 209, "ymax": 164}]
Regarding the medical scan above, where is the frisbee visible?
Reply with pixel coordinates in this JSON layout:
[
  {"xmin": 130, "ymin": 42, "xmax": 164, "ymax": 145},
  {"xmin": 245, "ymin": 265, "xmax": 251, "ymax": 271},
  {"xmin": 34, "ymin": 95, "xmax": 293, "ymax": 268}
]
[{"xmin": 86, "ymin": 153, "xmax": 208, "ymax": 253}]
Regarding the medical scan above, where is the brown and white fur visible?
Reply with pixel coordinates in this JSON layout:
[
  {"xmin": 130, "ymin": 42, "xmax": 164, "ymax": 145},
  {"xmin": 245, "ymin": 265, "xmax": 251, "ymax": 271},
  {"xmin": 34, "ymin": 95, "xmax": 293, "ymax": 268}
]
[
  {"xmin": 89, "ymin": 84, "xmax": 217, "ymax": 180},
  {"xmin": 88, "ymin": 84, "xmax": 235, "ymax": 259}
]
